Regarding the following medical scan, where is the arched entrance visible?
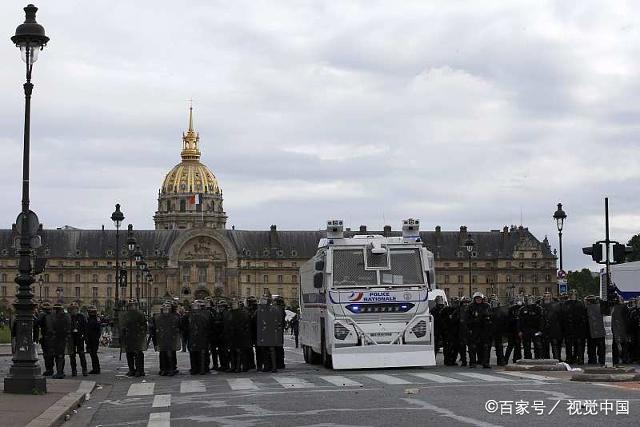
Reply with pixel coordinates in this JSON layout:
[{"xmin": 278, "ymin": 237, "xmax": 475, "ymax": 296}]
[{"xmin": 167, "ymin": 230, "xmax": 238, "ymax": 301}]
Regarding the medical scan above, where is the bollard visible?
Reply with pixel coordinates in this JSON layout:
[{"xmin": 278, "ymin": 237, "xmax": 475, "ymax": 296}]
[{"xmin": 603, "ymin": 316, "xmax": 613, "ymax": 368}]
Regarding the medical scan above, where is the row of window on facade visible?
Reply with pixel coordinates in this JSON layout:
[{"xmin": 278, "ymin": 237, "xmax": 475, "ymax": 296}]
[
  {"xmin": 0, "ymin": 272, "xmax": 160, "ymax": 285},
  {"xmin": 440, "ymin": 260, "xmax": 551, "ymax": 268},
  {"xmin": 440, "ymin": 273, "xmax": 552, "ymax": 284},
  {"xmin": 243, "ymin": 274, "xmax": 298, "ymax": 284},
  {"xmin": 0, "ymin": 285, "xmax": 161, "ymax": 299},
  {"xmin": 244, "ymin": 287, "xmax": 298, "ymax": 300},
  {"xmin": 442, "ymin": 286, "xmax": 553, "ymax": 298}
]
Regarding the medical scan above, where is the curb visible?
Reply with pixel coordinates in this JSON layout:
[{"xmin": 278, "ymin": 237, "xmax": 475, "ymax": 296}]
[
  {"xmin": 25, "ymin": 381, "xmax": 96, "ymax": 427},
  {"xmin": 505, "ymin": 364, "xmax": 567, "ymax": 371}
]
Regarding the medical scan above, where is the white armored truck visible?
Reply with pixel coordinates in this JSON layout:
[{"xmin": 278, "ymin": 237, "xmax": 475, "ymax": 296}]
[{"xmin": 299, "ymin": 219, "xmax": 437, "ymax": 369}]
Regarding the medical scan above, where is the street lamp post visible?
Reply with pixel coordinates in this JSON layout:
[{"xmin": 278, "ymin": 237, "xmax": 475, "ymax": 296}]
[
  {"xmin": 553, "ymin": 203, "xmax": 567, "ymax": 295},
  {"xmin": 126, "ymin": 225, "xmax": 136, "ymax": 301},
  {"xmin": 147, "ymin": 273, "xmax": 153, "ymax": 317},
  {"xmin": 38, "ymin": 276, "xmax": 43, "ymax": 303},
  {"xmin": 110, "ymin": 204, "xmax": 124, "ymax": 347},
  {"xmin": 134, "ymin": 246, "xmax": 143, "ymax": 305},
  {"xmin": 464, "ymin": 235, "xmax": 475, "ymax": 297},
  {"xmin": 5, "ymin": 4, "xmax": 50, "ymax": 394}
]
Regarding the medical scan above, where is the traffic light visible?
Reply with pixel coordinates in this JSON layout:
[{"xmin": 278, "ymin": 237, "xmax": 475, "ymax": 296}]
[
  {"xmin": 582, "ymin": 243, "xmax": 603, "ymax": 262},
  {"xmin": 613, "ymin": 243, "xmax": 632, "ymax": 263}
]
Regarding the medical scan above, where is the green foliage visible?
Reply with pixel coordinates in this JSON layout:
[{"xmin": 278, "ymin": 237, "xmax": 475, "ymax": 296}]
[
  {"xmin": 626, "ymin": 234, "xmax": 640, "ymax": 262},
  {"xmin": 0, "ymin": 326, "xmax": 10, "ymax": 344},
  {"xmin": 566, "ymin": 268, "xmax": 599, "ymax": 297}
]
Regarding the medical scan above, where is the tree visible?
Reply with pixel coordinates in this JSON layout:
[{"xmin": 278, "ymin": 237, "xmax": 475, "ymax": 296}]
[
  {"xmin": 566, "ymin": 268, "xmax": 599, "ymax": 298},
  {"xmin": 626, "ymin": 234, "xmax": 640, "ymax": 262}
]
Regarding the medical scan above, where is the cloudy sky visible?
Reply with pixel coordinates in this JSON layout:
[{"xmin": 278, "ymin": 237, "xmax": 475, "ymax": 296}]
[{"xmin": 1, "ymin": 0, "xmax": 639, "ymax": 271}]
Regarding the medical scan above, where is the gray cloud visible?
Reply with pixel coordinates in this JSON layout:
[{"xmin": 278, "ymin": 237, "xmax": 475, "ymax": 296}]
[{"xmin": 1, "ymin": 0, "xmax": 640, "ymax": 272}]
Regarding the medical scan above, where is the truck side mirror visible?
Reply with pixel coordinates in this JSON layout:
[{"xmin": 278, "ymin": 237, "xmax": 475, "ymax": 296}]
[
  {"xmin": 313, "ymin": 272, "xmax": 323, "ymax": 289},
  {"xmin": 315, "ymin": 260, "xmax": 325, "ymax": 271}
]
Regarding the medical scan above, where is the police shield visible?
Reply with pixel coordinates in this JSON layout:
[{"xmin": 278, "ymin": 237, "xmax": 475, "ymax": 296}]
[
  {"xmin": 586, "ymin": 303, "xmax": 605, "ymax": 339},
  {"xmin": 257, "ymin": 305, "xmax": 284, "ymax": 347},
  {"xmin": 154, "ymin": 312, "xmax": 181, "ymax": 352},
  {"xmin": 120, "ymin": 309, "xmax": 147, "ymax": 352},
  {"xmin": 188, "ymin": 309, "xmax": 211, "ymax": 351}
]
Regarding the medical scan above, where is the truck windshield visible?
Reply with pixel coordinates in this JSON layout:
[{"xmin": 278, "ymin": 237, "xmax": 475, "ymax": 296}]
[
  {"xmin": 332, "ymin": 249, "xmax": 377, "ymax": 287},
  {"xmin": 332, "ymin": 247, "xmax": 424, "ymax": 287},
  {"xmin": 380, "ymin": 249, "xmax": 424, "ymax": 285}
]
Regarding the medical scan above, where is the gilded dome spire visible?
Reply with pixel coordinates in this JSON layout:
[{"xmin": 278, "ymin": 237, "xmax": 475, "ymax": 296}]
[{"xmin": 181, "ymin": 104, "xmax": 201, "ymax": 161}]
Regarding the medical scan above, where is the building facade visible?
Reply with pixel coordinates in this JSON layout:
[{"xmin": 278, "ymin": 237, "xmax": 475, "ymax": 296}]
[{"xmin": 0, "ymin": 111, "xmax": 557, "ymax": 313}]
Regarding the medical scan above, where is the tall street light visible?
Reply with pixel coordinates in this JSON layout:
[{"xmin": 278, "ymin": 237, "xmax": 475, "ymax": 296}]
[
  {"xmin": 465, "ymin": 235, "xmax": 475, "ymax": 298},
  {"xmin": 38, "ymin": 276, "xmax": 43, "ymax": 303},
  {"xmin": 126, "ymin": 225, "xmax": 136, "ymax": 301},
  {"xmin": 553, "ymin": 203, "xmax": 567, "ymax": 294},
  {"xmin": 110, "ymin": 204, "xmax": 124, "ymax": 347},
  {"xmin": 134, "ymin": 245, "xmax": 143, "ymax": 304},
  {"xmin": 5, "ymin": 4, "xmax": 50, "ymax": 394}
]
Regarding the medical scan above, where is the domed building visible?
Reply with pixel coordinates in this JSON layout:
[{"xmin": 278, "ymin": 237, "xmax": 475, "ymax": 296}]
[
  {"xmin": 154, "ymin": 107, "xmax": 227, "ymax": 230},
  {"xmin": 0, "ymin": 109, "xmax": 557, "ymax": 313}
]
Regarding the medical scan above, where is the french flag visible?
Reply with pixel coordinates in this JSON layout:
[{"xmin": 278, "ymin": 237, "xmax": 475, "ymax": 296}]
[{"xmin": 189, "ymin": 194, "xmax": 202, "ymax": 205}]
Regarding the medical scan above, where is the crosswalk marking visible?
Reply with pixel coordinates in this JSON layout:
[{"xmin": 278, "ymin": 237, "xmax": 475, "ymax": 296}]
[
  {"xmin": 127, "ymin": 382, "xmax": 155, "ymax": 396},
  {"xmin": 365, "ymin": 374, "xmax": 410, "ymax": 385},
  {"xmin": 500, "ymin": 372, "xmax": 555, "ymax": 381},
  {"xmin": 320, "ymin": 375, "xmax": 363, "ymax": 387},
  {"xmin": 152, "ymin": 394, "xmax": 171, "ymax": 408},
  {"xmin": 147, "ymin": 412, "xmax": 170, "ymax": 427},
  {"xmin": 273, "ymin": 376, "xmax": 315, "ymax": 388},
  {"xmin": 228, "ymin": 378, "xmax": 259, "ymax": 390},
  {"xmin": 457, "ymin": 372, "xmax": 513, "ymax": 382},
  {"xmin": 410, "ymin": 373, "xmax": 462, "ymax": 383},
  {"xmin": 180, "ymin": 380, "xmax": 206, "ymax": 393}
]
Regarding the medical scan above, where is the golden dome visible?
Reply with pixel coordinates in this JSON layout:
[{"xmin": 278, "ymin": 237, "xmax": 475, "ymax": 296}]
[{"xmin": 161, "ymin": 107, "xmax": 221, "ymax": 195}]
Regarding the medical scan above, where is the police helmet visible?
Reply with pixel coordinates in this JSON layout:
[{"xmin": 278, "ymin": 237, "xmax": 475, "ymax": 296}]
[
  {"xmin": 472, "ymin": 291, "xmax": 484, "ymax": 300},
  {"xmin": 53, "ymin": 302, "xmax": 63, "ymax": 310},
  {"xmin": 460, "ymin": 296, "xmax": 471, "ymax": 304},
  {"xmin": 68, "ymin": 302, "xmax": 79, "ymax": 310},
  {"xmin": 87, "ymin": 305, "xmax": 97, "ymax": 312}
]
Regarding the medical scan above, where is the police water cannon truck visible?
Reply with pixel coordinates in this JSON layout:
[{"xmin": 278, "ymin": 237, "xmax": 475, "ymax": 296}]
[{"xmin": 299, "ymin": 219, "xmax": 437, "ymax": 369}]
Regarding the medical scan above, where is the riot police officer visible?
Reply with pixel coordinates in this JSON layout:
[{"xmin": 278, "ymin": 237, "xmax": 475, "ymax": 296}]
[
  {"xmin": 504, "ymin": 297, "xmax": 523, "ymax": 364},
  {"xmin": 518, "ymin": 295, "xmax": 544, "ymax": 359},
  {"xmin": 440, "ymin": 296, "xmax": 460, "ymax": 366},
  {"xmin": 120, "ymin": 299, "xmax": 147, "ymax": 377},
  {"xmin": 86, "ymin": 305, "xmax": 102, "ymax": 374},
  {"xmin": 458, "ymin": 296, "xmax": 471, "ymax": 366},
  {"xmin": 245, "ymin": 296, "xmax": 259, "ymax": 368},
  {"xmin": 214, "ymin": 299, "xmax": 230, "ymax": 371},
  {"xmin": 561, "ymin": 290, "xmax": 587, "ymax": 364},
  {"xmin": 431, "ymin": 295, "xmax": 446, "ymax": 354},
  {"xmin": 465, "ymin": 292, "xmax": 492, "ymax": 368},
  {"xmin": 36, "ymin": 302, "xmax": 54, "ymax": 376},
  {"xmin": 68, "ymin": 302, "xmax": 88, "ymax": 376},
  {"xmin": 224, "ymin": 298, "xmax": 251, "ymax": 372},
  {"xmin": 273, "ymin": 296, "xmax": 286, "ymax": 369},
  {"xmin": 188, "ymin": 300, "xmax": 212, "ymax": 375},
  {"xmin": 257, "ymin": 295, "xmax": 281, "ymax": 372},
  {"xmin": 489, "ymin": 294, "xmax": 507, "ymax": 366},
  {"xmin": 585, "ymin": 295, "xmax": 605, "ymax": 365},
  {"xmin": 51, "ymin": 303, "xmax": 71, "ymax": 379},
  {"xmin": 541, "ymin": 292, "xmax": 562, "ymax": 361},
  {"xmin": 151, "ymin": 302, "xmax": 181, "ymax": 376},
  {"xmin": 611, "ymin": 295, "xmax": 631, "ymax": 364}
]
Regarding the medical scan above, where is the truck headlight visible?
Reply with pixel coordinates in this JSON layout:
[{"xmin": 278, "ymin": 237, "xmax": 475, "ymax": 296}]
[
  {"xmin": 411, "ymin": 320, "xmax": 427, "ymax": 338},
  {"xmin": 334, "ymin": 322, "xmax": 350, "ymax": 340}
]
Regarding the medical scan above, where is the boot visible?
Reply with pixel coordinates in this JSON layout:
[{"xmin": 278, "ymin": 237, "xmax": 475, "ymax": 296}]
[{"xmin": 52, "ymin": 356, "xmax": 66, "ymax": 379}]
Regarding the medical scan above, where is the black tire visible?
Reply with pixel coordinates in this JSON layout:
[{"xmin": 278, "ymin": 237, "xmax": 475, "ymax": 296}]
[
  {"xmin": 310, "ymin": 346, "xmax": 321, "ymax": 364},
  {"xmin": 321, "ymin": 332, "xmax": 333, "ymax": 369},
  {"xmin": 302, "ymin": 345, "xmax": 310, "ymax": 363}
]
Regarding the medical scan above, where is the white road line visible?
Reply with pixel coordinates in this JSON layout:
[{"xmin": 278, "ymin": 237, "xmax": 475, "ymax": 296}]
[
  {"xmin": 457, "ymin": 372, "xmax": 513, "ymax": 382},
  {"xmin": 152, "ymin": 394, "xmax": 171, "ymax": 408},
  {"xmin": 147, "ymin": 412, "xmax": 170, "ymax": 427},
  {"xmin": 228, "ymin": 378, "xmax": 259, "ymax": 390},
  {"xmin": 180, "ymin": 380, "xmax": 206, "ymax": 393},
  {"xmin": 403, "ymin": 398, "xmax": 500, "ymax": 427},
  {"xmin": 365, "ymin": 374, "xmax": 411, "ymax": 385},
  {"xmin": 411, "ymin": 373, "xmax": 463, "ymax": 383},
  {"xmin": 127, "ymin": 382, "xmax": 155, "ymax": 396},
  {"xmin": 320, "ymin": 375, "xmax": 363, "ymax": 387},
  {"xmin": 273, "ymin": 376, "xmax": 315, "ymax": 388},
  {"xmin": 500, "ymin": 372, "xmax": 555, "ymax": 381}
]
